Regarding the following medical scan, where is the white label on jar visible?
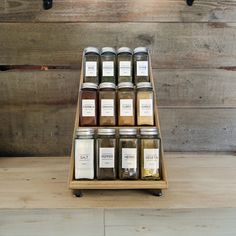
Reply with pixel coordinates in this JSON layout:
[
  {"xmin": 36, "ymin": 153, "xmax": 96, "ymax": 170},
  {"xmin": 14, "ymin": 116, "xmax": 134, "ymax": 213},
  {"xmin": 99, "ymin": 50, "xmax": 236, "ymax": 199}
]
[
  {"xmin": 75, "ymin": 139, "xmax": 94, "ymax": 179},
  {"xmin": 137, "ymin": 61, "xmax": 149, "ymax": 76},
  {"xmin": 144, "ymin": 149, "xmax": 159, "ymax": 170},
  {"xmin": 82, "ymin": 99, "xmax": 95, "ymax": 117},
  {"xmin": 99, "ymin": 148, "xmax": 115, "ymax": 168},
  {"xmin": 120, "ymin": 99, "xmax": 133, "ymax": 116},
  {"xmin": 119, "ymin": 61, "xmax": 131, "ymax": 76},
  {"xmin": 103, "ymin": 61, "xmax": 114, "ymax": 77},
  {"xmin": 122, "ymin": 148, "xmax": 137, "ymax": 169},
  {"xmin": 85, "ymin": 61, "xmax": 97, "ymax": 77},
  {"xmin": 101, "ymin": 99, "xmax": 114, "ymax": 117},
  {"xmin": 140, "ymin": 99, "xmax": 153, "ymax": 116}
]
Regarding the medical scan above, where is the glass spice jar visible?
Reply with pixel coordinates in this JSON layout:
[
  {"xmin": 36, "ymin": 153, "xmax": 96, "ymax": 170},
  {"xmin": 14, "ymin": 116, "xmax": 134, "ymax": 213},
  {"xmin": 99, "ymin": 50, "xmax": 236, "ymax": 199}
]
[
  {"xmin": 101, "ymin": 47, "xmax": 116, "ymax": 84},
  {"xmin": 117, "ymin": 47, "xmax": 133, "ymax": 84},
  {"xmin": 133, "ymin": 47, "xmax": 150, "ymax": 84},
  {"xmin": 79, "ymin": 83, "xmax": 98, "ymax": 126},
  {"xmin": 99, "ymin": 82, "xmax": 116, "ymax": 126},
  {"xmin": 83, "ymin": 47, "xmax": 100, "ymax": 84},
  {"xmin": 74, "ymin": 128, "xmax": 95, "ymax": 180},
  {"xmin": 137, "ymin": 82, "xmax": 154, "ymax": 126},
  {"xmin": 96, "ymin": 128, "xmax": 117, "ymax": 180},
  {"xmin": 117, "ymin": 82, "xmax": 135, "ymax": 126},
  {"xmin": 119, "ymin": 128, "xmax": 139, "ymax": 180},
  {"xmin": 140, "ymin": 128, "xmax": 161, "ymax": 180}
]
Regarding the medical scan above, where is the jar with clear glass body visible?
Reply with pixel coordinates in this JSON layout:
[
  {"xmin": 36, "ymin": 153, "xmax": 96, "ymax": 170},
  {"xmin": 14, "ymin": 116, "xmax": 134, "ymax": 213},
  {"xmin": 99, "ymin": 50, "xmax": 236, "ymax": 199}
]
[
  {"xmin": 83, "ymin": 47, "xmax": 100, "ymax": 84},
  {"xmin": 117, "ymin": 47, "xmax": 133, "ymax": 84},
  {"xmin": 79, "ymin": 83, "xmax": 98, "ymax": 126},
  {"xmin": 74, "ymin": 128, "xmax": 95, "ymax": 180},
  {"xmin": 99, "ymin": 82, "xmax": 116, "ymax": 126},
  {"xmin": 133, "ymin": 47, "xmax": 150, "ymax": 84},
  {"xmin": 140, "ymin": 128, "xmax": 161, "ymax": 180},
  {"xmin": 117, "ymin": 82, "xmax": 135, "ymax": 126},
  {"xmin": 119, "ymin": 128, "xmax": 139, "ymax": 180},
  {"xmin": 101, "ymin": 47, "xmax": 116, "ymax": 84},
  {"xmin": 96, "ymin": 128, "xmax": 117, "ymax": 180},
  {"xmin": 137, "ymin": 82, "xmax": 154, "ymax": 126}
]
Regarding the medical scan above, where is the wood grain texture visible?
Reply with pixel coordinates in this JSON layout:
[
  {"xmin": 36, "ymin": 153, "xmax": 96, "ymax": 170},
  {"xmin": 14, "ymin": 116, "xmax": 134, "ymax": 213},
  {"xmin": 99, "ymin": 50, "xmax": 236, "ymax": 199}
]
[
  {"xmin": 1, "ymin": 23, "xmax": 236, "ymax": 68},
  {"xmin": 0, "ymin": 153, "xmax": 236, "ymax": 208},
  {"xmin": 1, "ymin": 0, "xmax": 236, "ymax": 23}
]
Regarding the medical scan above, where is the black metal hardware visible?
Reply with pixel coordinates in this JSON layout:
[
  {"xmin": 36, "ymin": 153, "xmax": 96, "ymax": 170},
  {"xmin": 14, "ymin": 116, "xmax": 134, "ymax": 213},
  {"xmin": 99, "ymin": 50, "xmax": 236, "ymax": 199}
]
[
  {"xmin": 186, "ymin": 0, "xmax": 194, "ymax": 6},
  {"xmin": 43, "ymin": 0, "xmax": 53, "ymax": 10}
]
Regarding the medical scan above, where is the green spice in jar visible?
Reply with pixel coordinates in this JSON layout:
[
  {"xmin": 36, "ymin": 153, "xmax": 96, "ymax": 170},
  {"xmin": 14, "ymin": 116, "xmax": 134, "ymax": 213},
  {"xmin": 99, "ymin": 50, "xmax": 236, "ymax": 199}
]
[
  {"xmin": 119, "ymin": 128, "xmax": 139, "ymax": 180},
  {"xmin": 140, "ymin": 128, "xmax": 161, "ymax": 180},
  {"xmin": 96, "ymin": 128, "xmax": 117, "ymax": 180},
  {"xmin": 83, "ymin": 47, "xmax": 100, "ymax": 84},
  {"xmin": 101, "ymin": 47, "xmax": 116, "ymax": 84},
  {"xmin": 137, "ymin": 82, "xmax": 154, "ymax": 126},
  {"xmin": 134, "ymin": 47, "xmax": 150, "ymax": 84},
  {"xmin": 99, "ymin": 82, "xmax": 116, "ymax": 126},
  {"xmin": 117, "ymin": 47, "xmax": 133, "ymax": 83}
]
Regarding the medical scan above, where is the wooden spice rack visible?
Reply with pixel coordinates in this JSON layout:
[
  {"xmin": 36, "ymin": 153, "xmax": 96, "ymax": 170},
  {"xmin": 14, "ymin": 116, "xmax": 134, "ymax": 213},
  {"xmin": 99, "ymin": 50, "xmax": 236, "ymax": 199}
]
[{"xmin": 68, "ymin": 56, "xmax": 168, "ymax": 197}]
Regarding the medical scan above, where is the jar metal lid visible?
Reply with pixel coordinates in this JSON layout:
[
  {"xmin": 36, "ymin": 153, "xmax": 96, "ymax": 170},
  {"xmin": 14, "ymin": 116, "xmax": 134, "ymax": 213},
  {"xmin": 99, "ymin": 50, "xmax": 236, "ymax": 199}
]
[
  {"xmin": 81, "ymin": 82, "xmax": 98, "ymax": 90},
  {"xmin": 99, "ymin": 82, "xmax": 116, "ymax": 90},
  {"xmin": 118, "ymin": 82, "xmax": 134, "ymax": 89},
  {"xmin": 117, "ymin": 47, "xmax": 132, "ymax": 55},
  {"xmin": 134, "ymin": 47, "xmax": 149, "ymax": 54},
  {"xmin": 98, "ymin": 128, "xmax": 116, "ymax": 136},
  {"xmin": 84, "ymin": 47, "xmax": 100, "ymax": 55},
  {"xmin": 136, "ymin": 82, "xmax": 152, "ymax": 90},
  {"xmin": 119, "ymin": 128, "xmax": 137, "ymax": 136},
  {"xmin": 76, "ymin": 128, "xmax": 95, "ymax": 136},
  {"xmin": 140, "ymin": 128, "xmax": 159, "ymax": 136},
  {"xmin": 101, "ymin": 47, "xmax": 116, "ymax": 55}
]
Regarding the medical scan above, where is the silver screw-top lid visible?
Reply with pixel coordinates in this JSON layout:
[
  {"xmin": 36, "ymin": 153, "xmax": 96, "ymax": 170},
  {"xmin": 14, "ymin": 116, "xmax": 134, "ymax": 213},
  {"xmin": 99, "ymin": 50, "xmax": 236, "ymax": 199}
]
[
  {"xmin": 136, "ymin": 82, "xmax": 152, "ymax": 90},
  {"xmin": 101, "ymin": 47, "xmax": 116, "ymax": 55},
  {"xmin": 140, "ymin": 128, "xmax": 159, "ymax": 136},
  {"xmin": 133, "ymin": 47, "xmax": 149, "ymax": 54},
  {"xmin": 81, "ymin": 82, "xmax": 98, "ymax": 90},
  {"xmin": 84, "ymin": 47, "xmax": 100, "ymax": 55},
  {"xmin": 99, "ymin": 82, "xmax": 116, "ymax": 90},
  {"xmin": 76, "ymin": 128, "xmax": 95, "ymax": 136},
  {"xmin": 117, "ymin": 47, "xmax": 132, "ymax": 55},
  {"xmin": 119, "ymin": 128, "xmax": 137, "ymax": 136},
  {"xmin": 98, "ymin": 128, "xmax": 116, "ymax": 136},
  {"xmin": 118, "ymin": 82, "xmax": 134, "ymax": 89}
]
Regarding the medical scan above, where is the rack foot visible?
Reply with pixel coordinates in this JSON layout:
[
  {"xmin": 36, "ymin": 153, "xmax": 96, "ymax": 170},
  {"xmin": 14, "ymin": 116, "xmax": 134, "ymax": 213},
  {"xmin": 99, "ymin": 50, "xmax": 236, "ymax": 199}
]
[
  {"xmin": 151, "ymin": 189, "xmax": 162, "ymax": 197},
  {"xmin": 73, "ymin": 190, "xmax": 83, "ymax": 198}
]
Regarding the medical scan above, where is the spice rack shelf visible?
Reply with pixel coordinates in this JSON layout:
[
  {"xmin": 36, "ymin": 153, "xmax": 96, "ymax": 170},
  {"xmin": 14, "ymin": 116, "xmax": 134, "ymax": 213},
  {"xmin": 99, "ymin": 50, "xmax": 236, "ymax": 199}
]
[{"xmin": 68, "ymin": 56, "xmax": 168, "ymax": 197}]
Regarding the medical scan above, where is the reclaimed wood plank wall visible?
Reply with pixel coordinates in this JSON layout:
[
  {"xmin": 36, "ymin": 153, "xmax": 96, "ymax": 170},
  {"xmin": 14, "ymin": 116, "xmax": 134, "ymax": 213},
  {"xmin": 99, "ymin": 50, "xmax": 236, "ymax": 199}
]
[{"xmin": 0, "ymin": 0, "xmax": 236, "ymax": 156}]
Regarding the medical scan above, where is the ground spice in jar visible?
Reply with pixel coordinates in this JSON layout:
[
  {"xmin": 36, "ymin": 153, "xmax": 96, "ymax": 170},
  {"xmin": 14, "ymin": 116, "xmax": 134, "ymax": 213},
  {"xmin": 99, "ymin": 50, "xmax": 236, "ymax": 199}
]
[
  {"xmin": 101, "ymin": 47, "xmax": 116, "ymax": 84},
  {"xmin": 140, "ymin": 128, "xmax": 161, "ymax": 180},
  {"xmin": 117, "ymin": 47, "xmax": 133, "ymax": 84},
  {"xmin": 99, "ymin": 82, "xmax": 116, "ymax": 126},
  {"xmin": 74, "ymin": 128, "xmax": 95, "ymax": 180},
  {"xmin": 96, "ymin": 128, "xmax": 117, "ymax": 180},
  {"xmin": 83, "ymin": 47, "xmax": 100, "ymax": 84},
  {"xmin": 134, "ymin": 47, "xmax": 150, "ymax": 84},
  {"xmin": 119, "ymin": 128, "xmax": 139, "ymax": 180},
  {"xmin": 79, "ymin": 83, "xmax": 98, "ymax": 126},
  {"xmin": 137, "ymin": 82, "xmax": 154, "ymax": 126},
  {"xmin": 117, "ymin": 82, "xmax": 135, "ymax": 126}
]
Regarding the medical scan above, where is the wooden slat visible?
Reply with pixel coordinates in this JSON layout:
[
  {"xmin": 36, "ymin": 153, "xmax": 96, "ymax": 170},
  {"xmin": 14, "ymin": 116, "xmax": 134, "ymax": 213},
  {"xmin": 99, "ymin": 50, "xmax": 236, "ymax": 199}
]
[
  {"xmin": 0, "ymin": 153, "xmax": 236, "ymax": 208},
  {"xmin": 1, "ymin": 23, "xmax": 236, "ymax": 68},
  {"xmin": 1, "ymin": 0, "xmax": 236, "ymax": 23}
]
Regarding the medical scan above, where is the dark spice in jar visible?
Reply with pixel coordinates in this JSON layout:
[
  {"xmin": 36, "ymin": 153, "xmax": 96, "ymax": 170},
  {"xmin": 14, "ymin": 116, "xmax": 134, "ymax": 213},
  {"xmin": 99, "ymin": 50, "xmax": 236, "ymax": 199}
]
[
  {"xmin": 99, "ymin": 82, "xmax": 116, "ymax": 126},
  {"xmin": 96, "ymin": 128, "xmax": 117, "ymax": 180},
  {"xmin": 117, "ymin": 47, "xmax": 133, "ymax": 83},
  {"xmin": 119, "ymin": 128, "xmax": 139, "ymax": 180},
  {"xmin": 79, "ymin": 83, "xmax": 98, "ymax": 126},
  {"xmin": 83, "ymin": 47, "xmax": 100, "ymax": 84}
]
